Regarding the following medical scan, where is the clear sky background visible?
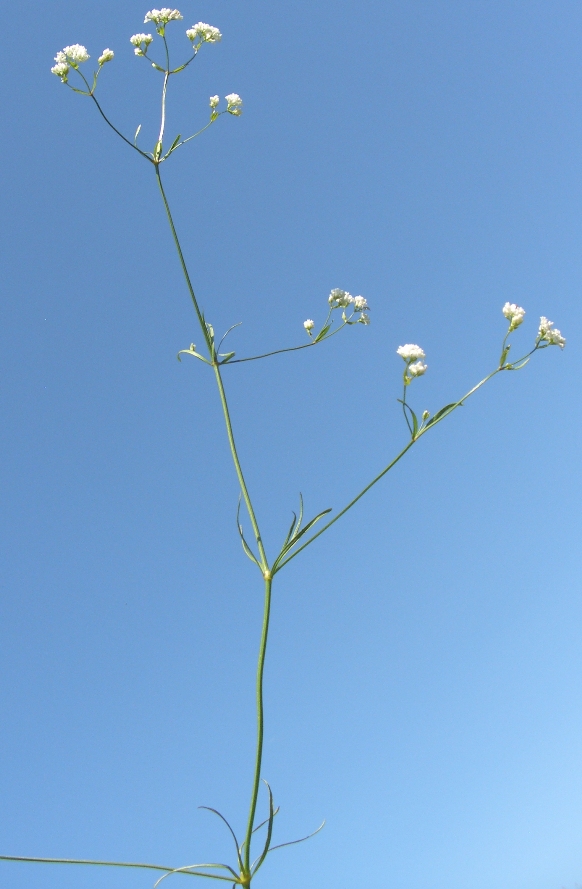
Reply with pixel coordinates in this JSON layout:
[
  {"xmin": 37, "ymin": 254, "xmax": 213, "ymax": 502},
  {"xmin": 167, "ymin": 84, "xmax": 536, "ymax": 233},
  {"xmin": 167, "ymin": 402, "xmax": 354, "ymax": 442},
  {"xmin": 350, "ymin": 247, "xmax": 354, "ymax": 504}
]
[{"xmin": 1, "ymin": 2, "xmax": 580, "ymax": 888}]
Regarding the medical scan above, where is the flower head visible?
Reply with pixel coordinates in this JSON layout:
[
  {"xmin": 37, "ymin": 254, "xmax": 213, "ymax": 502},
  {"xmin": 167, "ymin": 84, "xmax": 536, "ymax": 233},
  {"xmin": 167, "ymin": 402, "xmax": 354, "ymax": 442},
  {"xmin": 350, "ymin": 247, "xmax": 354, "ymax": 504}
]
[
  {"xmin": 51, "ymin": 60, "xmax": 69, "ymax": 81},
  {"xmin": 209, "ymin": 95, "xmax": 220, "ymax": 108},
  {"xmin": 98, "ymin": 48, "xmax": 114, "ymax": 65},
  {"xmin": 187, "ymin": 22, "xmax": 222, "ymax": 43},
  {"xmin": 304, "ymin": 319, "xmax": 315, "ymax": 331},
  {"xmin": 131, "ymin": 33, "xmax": 154, "ymax": 47},
  {"xmin": 359, "ymin": 312, "xmax": 371, "ymax": 325},
  {"xmin": 144, "ymin": 8, "xmax": 183, "ymax": 24},
  {"xmin": 56, "ymin": 44, "xmax": 90, "ymax": 67},
  {"xmin": 353, "ymin": 295, "xmax": 369, "ymax": 312},
  {"xmin": 502, "ymin": 302, "xmax": 526, "ymax": 331},
  {"xmin": 397, "ymin": 344, "xmax": 426, "ymax": 362},
  {"xmin": 225, "ymin": 93, "xmax": 243, "ymax": 115},
  {"xmin": 538, "ymin": 316, "xmax": 566, "ymax": 348},
  {"xmin": 328, "ymin": 288, "xmax": 354, "ymax": 308},
  {"xmin": 408, "ymin": 360, "xmax": 428, "ymax": 377}
]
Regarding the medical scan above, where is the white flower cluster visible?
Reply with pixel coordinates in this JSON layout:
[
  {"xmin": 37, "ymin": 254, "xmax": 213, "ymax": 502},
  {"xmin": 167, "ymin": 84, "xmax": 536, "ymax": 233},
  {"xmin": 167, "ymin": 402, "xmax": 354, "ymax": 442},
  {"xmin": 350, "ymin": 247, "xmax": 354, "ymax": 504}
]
[
  {"xmin": 130, "ymin": 33, "xmax": 154, "ymax": 55},
  {"xmin": 187, "ymin": 22, "xmax": 222, "ymax": 43},
  {"xmin": 304, "ymin": 319, "xmax": 315, "ymax": 331},
  {"xmin": 408, "ymin": 360, "xmax": 427, "ymax": 377},
  {"xmin": 397, "ymin": 344, "xmax": 427, "ymax": 379},
  {"xmin": 328, "ymin": 288, "xmax": 352, "ymax": 308},
  {"xmin": 51, "ymin": 45, "xmax": 90, "ymax": 80},
  {"xmin": 144, "ymin": 8, "xmax": 183, "ymax": 24},
  {"xmin": 51, "ymin": 60, "xmax": 69, "ymax": 80},
  {"xmin": 98, "ymin": 48, "xmax": 114, "ymax": 65},
  {"xmin": 502, "ymin": 301, "xmax": 526, "ymax": 330},
  {"xmin": 538, "ymin": 316, "xmax": 566, "ymax": 348},
  {"xmin": 327, "ymin": 289, "xmax": 370, "ymax": 324},
  {"xmin": 397, "ymin": 344, "xmax": 425, "ymax": 362},
  {"xmin": 61, "ymin": 44, "xmax": 90, "ymax": 63},
  {"xmin": 225, "ymin": 93, "xmax": 243, "ymax": 115},
  {"xmin": 209, "ymin": 95, "xmax": 220, "ymax": 108}
]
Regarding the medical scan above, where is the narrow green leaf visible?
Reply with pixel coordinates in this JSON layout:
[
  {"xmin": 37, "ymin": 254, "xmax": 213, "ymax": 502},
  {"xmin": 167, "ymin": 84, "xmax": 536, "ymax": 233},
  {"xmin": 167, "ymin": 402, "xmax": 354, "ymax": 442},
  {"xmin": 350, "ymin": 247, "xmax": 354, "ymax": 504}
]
[
  {"xmin": 153, "ymin": 140, "xmax": 163, "ymax": 160},
  {"xmin": 282, "ymin": 512, "xmax": 298, "ymax": 549},
  {"xmin": 237, "ymin": 498, "xmax": 261, "ymax": 569},
  {"xmin": 168, "ymin": 133, "xmax": 181, "ymax": 154},
  {"xmin": 510, "ymin": 356, "xmax": 531, "ymax": 371},
  {"xmin": 425, "ymin": 402, "xmax": 458, "ymax": 427},
  {"xmin": 411, "ymin": 408, "xmax": 418, "ymax": 438},
  {"xmin": 134, "ymin": 123, "xmax": 142, "ymax": 144},
  {"xmin": 219, "ymin": 352, "xmax": 236, "ymax": 363},
  {"xmin": 280, "ymin": 508, "xmax": 332, "ymax": 555},
  {"xmin": 251, "ymin": 781, "xmax": 275, "ymax": 875},
  {"xmin": 499, "ymin": 344, "xmax": 511, "ymax": 366},
  {"xmin": 296, "ymin": 493, "xmax": 304, "ymax": 534},
  {"xmin": 314, "ymin": 324, "xmax": 331, "ymax": 343},
  {"xmin": 199, "ymin": 807, "xmax": 242, "ymax": 871},
  {"xmin": 268, "ymin": 819, "xmax": 326, "ymax": 853}
]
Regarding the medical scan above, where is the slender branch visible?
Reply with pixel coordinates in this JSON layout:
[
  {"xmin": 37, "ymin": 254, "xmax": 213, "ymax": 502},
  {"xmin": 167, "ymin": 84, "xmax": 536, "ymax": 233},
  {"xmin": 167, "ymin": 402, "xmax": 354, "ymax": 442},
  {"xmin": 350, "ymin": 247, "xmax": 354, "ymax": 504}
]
[
  {"xmin": 158, "ymin": 36, "xmax": 171, "ymax": 148},
  {"xmin": 276, "ymin": 439, "xmax": 417, "ymax": 571},
  {"xmin": 90, "ymin": 93, "xmax": 154, "ymax": 162},
  {"xmin": 155, "ymin": 166, "xmax": 212, "ymax": 351},
  {"xmin": 243, "ymin": 577, "xmax": 273, "ymax": 876},
  {"xmin": 167, "ymin": 117, "xmax": 219, "ymax": 157},
  {"xmin": 0, "ymin": 854, "xmax": 196, "ymax": 876},
  {"xmin": 72, "ymin": 68, "xmax": 152, "ymax": 162},
  {"xmin": 275, "ymin": 354, "xmax": 537, "ymax": 571},
  {"xmin": 212, "ymin": 365, "xmax": 268, "ymax": 570},
  {"xmin": 226, "ymin": 321, "xmax": 348, "ymax": 365}
]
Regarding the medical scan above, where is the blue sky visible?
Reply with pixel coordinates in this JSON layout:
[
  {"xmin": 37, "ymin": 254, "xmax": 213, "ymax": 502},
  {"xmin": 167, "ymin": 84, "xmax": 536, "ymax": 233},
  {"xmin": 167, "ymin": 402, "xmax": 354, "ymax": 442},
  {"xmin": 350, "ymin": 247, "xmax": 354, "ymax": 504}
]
[{"xmin": 0, "ymin": 2, "xmax": 580, "ymax": 888}]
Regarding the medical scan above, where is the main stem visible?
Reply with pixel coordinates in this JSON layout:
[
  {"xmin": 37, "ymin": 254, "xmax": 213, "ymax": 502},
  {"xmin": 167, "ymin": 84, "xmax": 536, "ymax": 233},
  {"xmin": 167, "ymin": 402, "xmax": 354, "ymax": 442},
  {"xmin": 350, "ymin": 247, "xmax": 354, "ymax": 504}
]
[
  {"xmin": 243, "ymin": 576, "xmax": 272, "ymax": 878},
  {"xmin": 154, "ymin": 166, "xmax": 271, "ymax": 880}
]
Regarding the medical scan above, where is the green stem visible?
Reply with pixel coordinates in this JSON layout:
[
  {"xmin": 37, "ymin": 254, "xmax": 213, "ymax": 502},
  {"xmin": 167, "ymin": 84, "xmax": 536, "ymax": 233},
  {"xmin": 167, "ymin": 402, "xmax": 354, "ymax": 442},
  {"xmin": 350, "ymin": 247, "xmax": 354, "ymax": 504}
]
[
  {"xmin": 155, "ymin": 166, "xmax": 211, "ymax": 351},
  {"xmin": 153, "ymin": 172, "xmax": 272, "ymax": 882},
  {"xmin": 212, "ymin": 363, "xmax": 268, "ymax": 570},
  {"xmin": 277, "ymin": 359, "xmax": 527, "ymax": 571},
  {"xmin": 0, "ymin": 855, "xmax": 211, "ymax": 877},
  {"xmin": 277, "ymin": 438, "xmax": 417, "ymax": 570},
  {"xmin": 243, "ymin": 575, "xmax": 273, "ymax": 877}
]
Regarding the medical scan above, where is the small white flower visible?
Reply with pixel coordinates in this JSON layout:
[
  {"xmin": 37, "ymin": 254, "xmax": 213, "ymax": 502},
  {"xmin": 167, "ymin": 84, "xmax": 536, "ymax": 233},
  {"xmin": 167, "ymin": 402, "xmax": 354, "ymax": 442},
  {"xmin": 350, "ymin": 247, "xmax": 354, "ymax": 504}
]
[
  {"xmin": 144, "ymin": 8, "xmax": 183, "ymax": 24},
  {"xmin": 502, "ymin": 301, "xmax": 526, "ymax": 330},
  {"xmin": 408, "ymin": 360, "xmax": 428, "ymax": 377},
  {"xmin": 358, "ymin": 312, "xmax": 371, "ymax": 325},
  {"xmin": 397, "ymin": 344, "xmax": 426, "ymax": 362},
  {"xmin": 130, "ymin": 33, "xmax": 154, "ymax": 47},
  {"xmin": 60, "ymin": 44, "xmax": 90, "ymax": 64},
  {"xmin": 209, "ymin": 95, "xmax": 220, "ymax": 108},
  {"xmin": 187, "ymin": 22, "xmax": 222, "ymax": 43},
  {"xmin": 51, "ymin": 60, "xmax": 69, "ymax": 80},
  {"xmin": 353, "ymin": 295, "xmax": 369, "ymax": 312},
  {"xmin": 328, "ymin": 288, "xmax": 353, "ymax": 308},
  {"xmin": 225, "ymin": 93, "xmax": 243, "ymax": 115},
  {"xmin": 304, "ymin": 319, "xmax": 315, "ymax": 331},
  {"xmin": 538, "ymin": 316, "xmax": 566, "ymax": 348},
  {"xmin": 98, "ymin": 48, "xmax": 114, "ymax": 65}
]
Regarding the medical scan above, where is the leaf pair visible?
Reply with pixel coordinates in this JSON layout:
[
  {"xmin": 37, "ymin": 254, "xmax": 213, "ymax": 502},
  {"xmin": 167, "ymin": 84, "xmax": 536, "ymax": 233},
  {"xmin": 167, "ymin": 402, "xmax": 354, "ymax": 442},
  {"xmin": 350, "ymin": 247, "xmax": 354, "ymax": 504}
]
[{"xmin": 272, "ymin": 494, "xmax": 332, "ymax": 573}]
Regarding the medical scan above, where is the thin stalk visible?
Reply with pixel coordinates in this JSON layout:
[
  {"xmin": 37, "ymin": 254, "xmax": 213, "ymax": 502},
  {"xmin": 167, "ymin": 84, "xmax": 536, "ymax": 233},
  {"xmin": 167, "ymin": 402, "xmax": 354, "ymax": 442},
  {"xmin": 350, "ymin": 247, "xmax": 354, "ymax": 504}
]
[
  {"xmin": 74, "ymin": 68, "xmax": 152, "ymax": 162},
  {"xmin": 158, "ymin": 36, "xmax": 171, "ymax": 147},
  {"xmin": 155, "ymin": 166, "xmax": 211, "ymax": 351},
  {"xmin": 225, "ymin": 322, "xmax": 348, "ymax": 365},
  {"xmin": 277, "ymin": 360, "xmax": 526, "ymax": 571},
  {"xmin": 0, "ymin": 855, "xmax": 196, "ymax": 876},
  {"xmin": 242, "ymin": 576, "xmax": 273, "ymax": 877},
  {"xmin": 212, "ymin": 364, "xmax": 268, "ymax": 571},
  {"xmin": 277, "ymin": 438, "xmax": 416, "ymax": 570}
]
